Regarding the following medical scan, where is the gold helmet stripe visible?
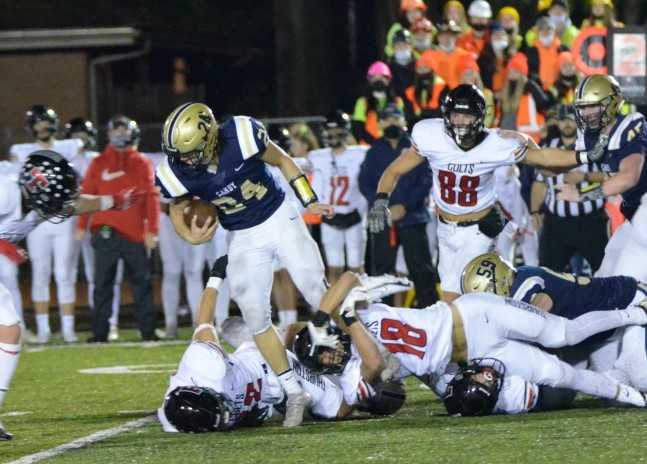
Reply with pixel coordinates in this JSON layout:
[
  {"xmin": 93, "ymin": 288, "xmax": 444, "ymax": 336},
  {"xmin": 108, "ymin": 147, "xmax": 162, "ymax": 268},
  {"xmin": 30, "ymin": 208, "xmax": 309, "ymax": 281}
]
[
  {"xmin": 166, "ymin": 102, "xmax": 194, "ymax": 151},
  {"xmin": 576, "ymin": 75, "xmax": 591, "ymax": 101}
]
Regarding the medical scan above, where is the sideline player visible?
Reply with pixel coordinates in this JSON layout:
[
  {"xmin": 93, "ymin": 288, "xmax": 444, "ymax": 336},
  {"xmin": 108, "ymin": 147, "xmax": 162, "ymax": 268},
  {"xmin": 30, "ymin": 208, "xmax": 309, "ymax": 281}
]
[
  {"xmin": 556, "ymin": 75, "xmax": 647, "ymax": 282},
  {"xmin": 0, "ymin": 149, "xmax": 141, "ymax": 440},
  {"xmin": 10, "ymin": 105, "xmax": 83, "ymax": 343},
  {"xmin": 155, "ymin": 103, "xmax": 334, "ymax": 426},
  {"xmin": 309, "ymin": 111, "xmax": 368, "ymax": 284},
  {"xmin": 299, "ymin": 272, "xmax": 647, "ymax": 411},
  {"xmin": 368, "ymin": 84, "xmax": 605, "ymax": 302}
]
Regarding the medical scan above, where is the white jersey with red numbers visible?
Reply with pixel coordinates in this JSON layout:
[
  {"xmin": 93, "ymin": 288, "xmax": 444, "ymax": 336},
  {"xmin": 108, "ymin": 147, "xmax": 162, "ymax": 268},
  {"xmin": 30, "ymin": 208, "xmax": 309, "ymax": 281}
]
[
  {"xmin": 0, "ymin": 168, "xmax": 43, "ymax": 243},
  {"xmin": 158, "ymin": 341, "xmax": 283, "ymax": 432},
  {"xmin": 411, "ymin": 119, "xmax": 527, "ymax": 216},
  {"xmin": 309, "ymin": 146, "xmax": 368, "ymax": 215},
  {"xmin": 358, "ymin": 302, "xmax": 454, "ymax": 378},
  {"xmin": 10, "ymin": 139, "xmax": 82, "ymax": 165}
]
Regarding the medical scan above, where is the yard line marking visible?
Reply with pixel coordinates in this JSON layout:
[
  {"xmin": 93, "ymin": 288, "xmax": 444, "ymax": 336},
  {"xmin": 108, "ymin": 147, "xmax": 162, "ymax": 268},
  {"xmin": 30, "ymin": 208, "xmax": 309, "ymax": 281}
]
[
  {"xmin": 25, "ymin": 339, "xmax": 186, "ymax": 353},
  {"xmin": 5, "ymin": 415, "xmax": 156, "ymax": 464},
  {"xmin": 0, "ymin": 411, "xmax": 31, "ymax": 417}
]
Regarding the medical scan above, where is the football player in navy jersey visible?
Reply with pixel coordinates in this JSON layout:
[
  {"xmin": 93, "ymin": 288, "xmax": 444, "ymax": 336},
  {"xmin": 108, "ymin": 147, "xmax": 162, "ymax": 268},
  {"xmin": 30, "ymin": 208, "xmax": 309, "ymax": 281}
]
[
  {"xmin": 155, "ymin": 103, "xmax": 334, "ymax": 427},
  {"xmin": 556, "ymin": 75, "xmax": 647, "ymax": 281}
]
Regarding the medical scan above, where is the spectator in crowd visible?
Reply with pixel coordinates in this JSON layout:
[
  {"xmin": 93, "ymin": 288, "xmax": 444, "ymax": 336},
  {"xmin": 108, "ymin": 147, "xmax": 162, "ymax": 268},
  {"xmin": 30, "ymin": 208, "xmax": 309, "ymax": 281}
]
[
  {"xmin": 427, "ymin": 20, "xmax": 472, "ymax": 90},
  {"xmin": 498, "ymin": 53, "xmax": 551, "ymax": 143},
  {"xmin": 443, "ymin": 0, "xmax": 469, "ymax": 33},
  {"xmin": 385, "ymin": 0, "xmax": 428, "ymax": 59},
  {"xmin": 77, "ymin": 115, "xmax": 160, "ymax": 343},
  {"xmin": 458, "ymin": 58, "xmax": 496, "ymax": 128},
  {"xmin": 497, "ymin": 6, "xmax": 523, "ymax": 51},
  {"xmin": 289, "ymin": 123, "xmax": 320, "ymax": 158},
  {"xmin": 548, "ymin": 51, "xmax": 579, "ymax": 105},
  {"xmin": 527, "ymin": 17, "xmax": 569, "ymax": 91},
  {"xmin": 530, "ymin": 105, "xmax": 608, "ymax": 272},
  {"xmin": 389, "ymin": 29, "xmax": 416, "ymax": 99},
  {"xmin": 10, "ymin": 105, "xmax": 82, "ymax": 344},
  {"xmin": 404, "ymin": 52, "xmax": 448, "ymax": 124},
  {"xmin": 526, "ymin": 0, "xmax": 579, "ymax": 49},
  {"xmin": 581, "ymin": 0, "xmax": 624, "ymax": 28},
  {"xmin": 457, "ymin": 0, "xmax": 493, "ymax": 56},
  {"xmin": 411, "ymin": 17, "xmax": 435, "ymax": 55},
  {"xmin": 352, "ymin": 61, "xmax": 404, "ymax": 145},
  {"xmin": 478, "ymin": 21, "xmax": 515, "ymax": 93},
  {"xmin": 359, "ymin": 104, "xmax": 438, "ymax": 307}
]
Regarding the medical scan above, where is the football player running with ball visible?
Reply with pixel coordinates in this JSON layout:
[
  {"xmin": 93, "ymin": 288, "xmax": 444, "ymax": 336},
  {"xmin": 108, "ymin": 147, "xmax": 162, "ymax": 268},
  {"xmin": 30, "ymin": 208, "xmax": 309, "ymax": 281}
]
[
  {"xmin": 155, "ymin": 103, "xmax": 334, "ymax": 427},
  {"xmin": 0, "ymin": 150, "xmax": 140, "ymax": 440},
  {"xmin": 368, "ymin": 84, "xmax": 605, "ymax": 302},
  {"xmin": 557, "ymin": 75, "xmax": 647, "ymax": 282}
]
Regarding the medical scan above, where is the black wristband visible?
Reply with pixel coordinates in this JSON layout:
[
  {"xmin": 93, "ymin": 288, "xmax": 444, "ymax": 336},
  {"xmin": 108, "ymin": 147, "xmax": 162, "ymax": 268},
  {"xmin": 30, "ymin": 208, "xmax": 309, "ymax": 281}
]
[
  {"xmin": 312, "ymin": 310, "xmax": 330, "ymax": 327},
  {"xmin": 340, "ymin": 312, "xmax": 358, "ymax": 327},
  {"xmin": 375, "ymin": 192, "xmax": 390, "ymax": 201}
]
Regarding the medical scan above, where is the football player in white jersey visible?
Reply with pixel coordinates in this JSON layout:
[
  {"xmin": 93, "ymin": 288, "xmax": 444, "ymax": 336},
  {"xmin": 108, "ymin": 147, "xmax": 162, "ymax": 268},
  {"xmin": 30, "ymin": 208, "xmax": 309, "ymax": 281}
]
[
  {"xmin": 302, "ymin": 272, "xmax": 647, "ymax": 413},
  {"xmin": 66, "ymin": 118, "xmax": 125, "ymax": 341},
  {"xmin": 310, "ymin": 111, "xmax": 368, "ymax": 284},
  {"xmin": 0, "ymin": 149, "xmax": 140, "ymax": 440},
  {"xmin": 556, "ymin": 75, "xmax": 647, "ymax": 283},
  {"xmin": 368, "ymin": 84, "xmax": 603, "ymax": 302},
  {"xmin": 10, "ymin": 106, "xmax": 84, "ymax": 343}
]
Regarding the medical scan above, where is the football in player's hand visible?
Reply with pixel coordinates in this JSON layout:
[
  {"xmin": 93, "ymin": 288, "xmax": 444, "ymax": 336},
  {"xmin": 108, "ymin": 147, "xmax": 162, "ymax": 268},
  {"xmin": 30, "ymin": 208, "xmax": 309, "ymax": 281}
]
[{"xmin": 183, "ymin": 199, "xmax": 218, "ymax": 228}]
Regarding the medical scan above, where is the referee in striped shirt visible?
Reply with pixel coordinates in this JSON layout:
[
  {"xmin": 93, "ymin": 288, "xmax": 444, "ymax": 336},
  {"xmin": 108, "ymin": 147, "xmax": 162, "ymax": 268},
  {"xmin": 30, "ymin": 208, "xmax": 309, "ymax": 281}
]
[{"xmin": 530, "ymin": 105, "xmax": 608, "ymax": 272}]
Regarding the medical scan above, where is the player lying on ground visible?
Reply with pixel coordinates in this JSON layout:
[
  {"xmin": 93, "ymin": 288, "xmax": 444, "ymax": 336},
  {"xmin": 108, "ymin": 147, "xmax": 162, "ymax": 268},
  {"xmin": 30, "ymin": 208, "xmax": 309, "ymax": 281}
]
[
  {"xmin": 461, "ymin": 252, "xmax": 647, "ymax": 397},
  {"xmin": 156, "ymin": 103, "xmax": 334, "ymax": 427},
  {"xmin": 0, "ymin": 149, "xmax": 141, "ymax": 440},
  {"xmin": 158, "ymin": 257, "xmax": 405, "ymax": 433},
  {"xmin": 299, "ymin": 272, "xmax": 647, "ymax": 417},
  {"xmin": 367, "ymin": 84, "xmax": 608, "ymax": 302}
]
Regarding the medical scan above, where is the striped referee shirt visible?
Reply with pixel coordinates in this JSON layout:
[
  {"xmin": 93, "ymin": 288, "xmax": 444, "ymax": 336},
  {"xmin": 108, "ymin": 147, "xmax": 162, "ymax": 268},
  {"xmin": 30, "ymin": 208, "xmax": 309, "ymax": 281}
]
[{"xmin": 536, "ymin": 137, "xmax": 605, "ymax": 217}]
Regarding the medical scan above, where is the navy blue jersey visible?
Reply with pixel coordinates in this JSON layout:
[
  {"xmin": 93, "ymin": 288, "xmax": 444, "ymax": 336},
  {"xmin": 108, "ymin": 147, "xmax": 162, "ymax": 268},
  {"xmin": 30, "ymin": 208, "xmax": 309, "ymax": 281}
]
[
  {"xmin": 511, "ymin": 265, "xmax": 638, "ymax": 318},
  {"xmin": 155, "ymin": 116, "xmax": 285, "ymax": 230},
  {"xmin": 577, "ymin": 113, "xmax": 647, "ymax": 219}
]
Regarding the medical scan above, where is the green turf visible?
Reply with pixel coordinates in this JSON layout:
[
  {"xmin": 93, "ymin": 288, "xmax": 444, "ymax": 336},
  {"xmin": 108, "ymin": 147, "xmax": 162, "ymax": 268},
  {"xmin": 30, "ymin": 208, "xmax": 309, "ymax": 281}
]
[{"xmin": 3, "ymin": 334, "xmax": 647, "ymax": 464}]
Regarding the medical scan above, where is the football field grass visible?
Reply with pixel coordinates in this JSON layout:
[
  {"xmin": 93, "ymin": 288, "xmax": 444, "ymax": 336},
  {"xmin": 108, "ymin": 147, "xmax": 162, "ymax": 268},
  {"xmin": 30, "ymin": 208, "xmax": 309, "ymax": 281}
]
[{"xmin": 3, "ymin": 331, "xmax": 647, "ymax": 464}]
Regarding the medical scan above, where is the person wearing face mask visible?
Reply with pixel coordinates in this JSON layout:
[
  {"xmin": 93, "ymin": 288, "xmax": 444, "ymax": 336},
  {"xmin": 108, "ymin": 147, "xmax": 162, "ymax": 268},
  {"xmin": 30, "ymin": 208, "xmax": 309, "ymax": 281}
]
[
  {"xmin": 525, "ymin": 0, "xmax": 579, "ymax": 49},
  {"xmin": 9, "ymin": 105, "xmax": 84, "ymax": 344},
  {"xmin": 425, "ymin": 20, "xmax": 472, "ymax": 90},
  {"xmin": 411, "ymin": 17, "xmax": 435, "ymax": 55},
  {"xmin": 389, "ymin": 29, "xmax": 417, "ymax": 100},
  {"xmin": 498, "ymin": 53, "xmax": 552, "ymax": 143},
  {"xmin": 359, "ymin": 105, "xmax": 438, "ymax": 307},
  {"xmin": 77, "ymin": 114, "xmax": 160, "ymax": 343},
  {"xmin": 404, "ymin": 53, "xmax": 448, "ymax": 124},
  {"xmin": 497, "ymin": 6, "xmax": 523, "ymax": 52},
  {"xmin": 526, "ymin": 17, "xmax": 569, "ymax": 92},
  {"xmin": 352, "ymin": 61, "xmax": 404, "ymax": 145},
  {"xmin": 548, "ymin": 51, "xmax": 579, "ymax": 105},
  {"xmin": 458, "ymin": 58, "xmax": 496, "ymax": 128},
  {"xmin": 478, "ymin": 21, "xmax": 514, "ymax": 93},
  {"xmin": 581, "ymin": 0, "xmax": 624, "ymax": 29},
  {"xmin": 385, "ymin": 0, "xmax": 428, "ymax": 59},
  {"xmin": 457, "ymin": 0, "xmax": 493, "ymax": 56},
  {"xmin": 443, "ymin": 1, "xmax": 469, "ymax": 33}
]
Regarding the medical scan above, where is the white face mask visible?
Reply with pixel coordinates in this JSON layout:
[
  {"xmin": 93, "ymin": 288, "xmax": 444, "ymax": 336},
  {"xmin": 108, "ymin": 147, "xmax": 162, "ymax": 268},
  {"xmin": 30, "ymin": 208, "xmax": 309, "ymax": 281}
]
[
  {"xmin": 540, "ymin": 33, "xmax": 555, "ymax": 46},
  {"xmin": 394, "ymin": 49, "xmax": 412, "ymax": 65},
  {"xmin": 492, "ymin": 38, "xmax": 509, "ymax": 52},
  {"xmin": 414, "ymin": 37, "xmax": 432, "ymax": 51},
  {"xmin": 439, "ymin": 37, "xmax": 457, "ymax": 52},
  {"xmin": 372, "ymin": 90, "xmax": 387, "ymax": 99},
  {"xmin": 550, "ymin": 14, "xmax": 568, "ymax": 27}
]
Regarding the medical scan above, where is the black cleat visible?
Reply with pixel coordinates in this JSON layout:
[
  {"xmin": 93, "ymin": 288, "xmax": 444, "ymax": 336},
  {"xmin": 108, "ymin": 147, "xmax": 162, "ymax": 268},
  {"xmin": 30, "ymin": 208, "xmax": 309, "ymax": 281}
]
[{"xmin": 0, "ymin": 425, "xmax": 13, "ymax": 441}]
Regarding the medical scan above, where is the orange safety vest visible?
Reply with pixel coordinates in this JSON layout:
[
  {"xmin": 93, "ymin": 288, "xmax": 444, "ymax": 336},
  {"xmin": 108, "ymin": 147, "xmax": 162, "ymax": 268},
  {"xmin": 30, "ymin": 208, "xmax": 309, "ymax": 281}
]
[
  {"xmin": 534, "ymin": 38, "xmax": 561, "ymax": 91},
  {"xmin": 457, "ymin": 30, "xmax": 489, "ymax": 56},
  {"xmin": 425, "ymin": 48, "xmax": 473, "ymax": 90},
  {"xmin": 516, "ymin": 94, "xmax": 545, "ymax": 143},
  {"xmin": 404, "ymin": 78, "xmax": 446, "ymax": 115}
]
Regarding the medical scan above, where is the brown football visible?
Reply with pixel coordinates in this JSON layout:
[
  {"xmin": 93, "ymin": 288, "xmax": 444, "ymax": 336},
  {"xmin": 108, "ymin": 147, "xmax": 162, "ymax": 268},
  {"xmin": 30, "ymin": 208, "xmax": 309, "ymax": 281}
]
[{"xmin": 183, "ymin": 199, "xmax": 218, "ymax": 228}]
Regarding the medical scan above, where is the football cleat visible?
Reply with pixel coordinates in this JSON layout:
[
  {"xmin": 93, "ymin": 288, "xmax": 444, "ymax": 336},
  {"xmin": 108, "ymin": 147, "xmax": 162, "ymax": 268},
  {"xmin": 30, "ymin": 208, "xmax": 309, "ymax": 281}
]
[
  {"xmin": 108, "ymin": 325, "xmax": 119, "ymax": 342},
  {"xmin": 0, "ymin": 421, "xmax": 12, "ymax": 441},
  {"xmin": 282, "ymin": 391, "xmax": 311, "ymax": 427}
]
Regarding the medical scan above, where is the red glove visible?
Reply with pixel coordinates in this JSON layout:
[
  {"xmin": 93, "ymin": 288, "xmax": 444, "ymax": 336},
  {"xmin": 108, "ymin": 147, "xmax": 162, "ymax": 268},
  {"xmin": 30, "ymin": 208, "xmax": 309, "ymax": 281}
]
[
  {"xmin": 112, "ymin": 188, "xmax": 146, "ymax": 210},
  {"xmin": 0, "ymin": 240, "xmax": 27, "ymax": 264}
]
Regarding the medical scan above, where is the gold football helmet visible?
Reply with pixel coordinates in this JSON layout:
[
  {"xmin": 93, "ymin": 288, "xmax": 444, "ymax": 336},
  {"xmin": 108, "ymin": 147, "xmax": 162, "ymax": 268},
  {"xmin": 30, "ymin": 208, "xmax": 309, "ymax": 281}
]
[
  {"xmin": 574, "ymin": 74, "xmax": 623, "ymax": 132},
  {"xmin": 460, "ymin": 252, "xmax": 515, "ymax": 296},
  {"xmin": 161, "ymin": 102, "xmax": 219, "ymax": 165}
]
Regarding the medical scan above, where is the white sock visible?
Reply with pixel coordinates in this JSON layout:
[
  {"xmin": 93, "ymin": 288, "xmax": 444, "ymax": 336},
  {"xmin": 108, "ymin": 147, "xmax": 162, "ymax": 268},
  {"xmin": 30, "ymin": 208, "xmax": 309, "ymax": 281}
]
[
  {"xmin": 278, "ymin": 369, "xmax": 303, "ymax": 396},
  {"xmin": 278, "ymin": 309, "xmax": 298, "ymax": 328},
  {"xmin": 0, "ymin": 343, "xmax": 21, "ymax": 409},
  {"xmin": 162, "ymin": 273, "xmax": 180, "ymax": 332},
  {"xmin": 61, "ymin": 315, "xmax": 75, "ymax": 335},
  {"xmin": 35, "ymin": 314, "xmax": 50, "ymax": 337},
  {"xmin": 215, "ymin": 280, "xmax": 230, "ymax": 327}
]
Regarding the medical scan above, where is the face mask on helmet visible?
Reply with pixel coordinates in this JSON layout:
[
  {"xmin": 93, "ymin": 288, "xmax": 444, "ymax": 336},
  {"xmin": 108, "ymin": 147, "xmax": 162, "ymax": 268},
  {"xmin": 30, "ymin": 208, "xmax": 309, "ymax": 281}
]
[
  {"xmin": 442, "ymin": 358, "xmax": 506, "ymax": 416},
  {"xmin": 293, "ymin": 326, "xmax": 351, "ymax": 375},
  {"xmin": 575, "ymin": 103, "xmax": 606, "ymax": 132}
]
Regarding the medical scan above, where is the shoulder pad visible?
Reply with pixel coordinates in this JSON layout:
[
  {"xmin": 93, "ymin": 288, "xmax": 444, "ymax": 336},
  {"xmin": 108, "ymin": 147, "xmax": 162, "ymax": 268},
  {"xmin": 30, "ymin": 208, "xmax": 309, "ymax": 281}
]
[
  {"xmin": 609, "ymin": 113, "xmax": 646, "ymax": 151},
  {"xmin": 232, "ymin": 116, "xmax": 269, "ymax": 160},
  {"xmin": 155, "ymin": 156, "xmax": 189, "ymax": 198}
]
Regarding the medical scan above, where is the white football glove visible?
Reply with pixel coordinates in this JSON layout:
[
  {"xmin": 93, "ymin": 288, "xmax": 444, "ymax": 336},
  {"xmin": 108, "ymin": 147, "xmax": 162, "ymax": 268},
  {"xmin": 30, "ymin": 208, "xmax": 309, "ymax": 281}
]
[
  {"xmin": 379, "ymin": 352, "xmax": 402, "ymax": 382},
  {"xmin": 306, "ymin": 321, "xmax": 339, "ymax": 356}
]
